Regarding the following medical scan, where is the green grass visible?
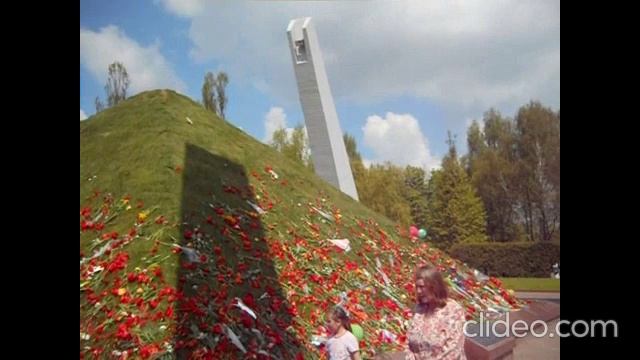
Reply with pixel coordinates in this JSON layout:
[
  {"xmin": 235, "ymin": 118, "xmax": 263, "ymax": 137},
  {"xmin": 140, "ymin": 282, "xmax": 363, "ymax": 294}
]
[
  {"xmin": 500, "ymin": 277, "xmax": 560, "ymax": 292},
  {"xmin": 80, "ymin": 90, "xmax": 425, "ymax": 358},
  {"xmin": 80, "ymin": 89, "xmax": 400, "ymax": 284}
]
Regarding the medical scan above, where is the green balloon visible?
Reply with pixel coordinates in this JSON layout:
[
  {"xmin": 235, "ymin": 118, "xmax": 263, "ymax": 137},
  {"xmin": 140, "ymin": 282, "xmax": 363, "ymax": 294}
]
[
  {"xmin": 351, "ymin": 324, "xmax": 364, "ymax": 340},
  {"xmin": 418, "ymin": 228, "xmax": 427, "ymax": 238}
]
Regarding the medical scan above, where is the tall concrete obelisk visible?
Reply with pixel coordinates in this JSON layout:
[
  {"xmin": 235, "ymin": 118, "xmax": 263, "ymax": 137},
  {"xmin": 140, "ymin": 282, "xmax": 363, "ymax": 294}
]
[{"xmin": 287, "ymin": 17, "xmax": 359, "ymax": 201}]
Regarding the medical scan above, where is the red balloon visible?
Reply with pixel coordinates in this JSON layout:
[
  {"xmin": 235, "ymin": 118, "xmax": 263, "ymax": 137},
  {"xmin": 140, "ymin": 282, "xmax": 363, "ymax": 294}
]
[{"xmin": 409, "ymin": 226, "xmax": 419, "ymax": 237}]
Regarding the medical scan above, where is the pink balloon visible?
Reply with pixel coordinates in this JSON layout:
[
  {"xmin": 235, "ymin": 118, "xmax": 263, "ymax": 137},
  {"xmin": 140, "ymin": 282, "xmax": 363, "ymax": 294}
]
[{"xmin": 409, "ymin": 226, "xmax": 419, "ymax": 237}]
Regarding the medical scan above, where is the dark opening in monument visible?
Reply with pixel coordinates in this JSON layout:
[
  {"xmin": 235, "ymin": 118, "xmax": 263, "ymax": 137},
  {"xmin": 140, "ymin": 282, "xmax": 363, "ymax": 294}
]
[{"xmin": 294, "ymin": 40, "xmax": 308, "ymax": 63}]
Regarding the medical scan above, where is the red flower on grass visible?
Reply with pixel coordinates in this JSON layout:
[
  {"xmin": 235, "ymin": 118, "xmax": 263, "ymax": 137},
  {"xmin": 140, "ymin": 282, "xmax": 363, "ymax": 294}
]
[
  {"xmin": 81, "ymin": 220, "xmax": 94, "ymax": 231},
  {"xmin": 107, "ymin": 253, "xmax": 129, "ymax": 273},
  {"xmin": 80, "ymin": 207, "xmax": 92, "ymax": 218},
  {"xmin": 116, "ymin": 323, "xmax": 132, "ymax": 340},
  {"xmin": 139, "ymin": 344, "xmax": 160, "ymax": 359}
]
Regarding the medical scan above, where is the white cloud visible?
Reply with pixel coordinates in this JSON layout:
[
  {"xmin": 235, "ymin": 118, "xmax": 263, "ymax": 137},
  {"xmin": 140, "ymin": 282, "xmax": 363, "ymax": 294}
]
[
  {"xmin": 363, "ymin": 112, "xmax": 440, "ymax": 171},
  {"xmin": 158, "ymin": 0, "xmax": 559, "ymax": 119},
  {"xmin": 80, "ymin": 25, "xmax": 186, "ymax": 95},
  {"xmin": 80, "ymin": 109, "xmax": 88, "ymax": 121},
  {"xmin": 263, "ymin": 108, "xmax": 438, "ymax": 170},
  {"xmin": 264, "ymin": 107, "xmax": 288, "ymax": 142},
  {"xmin": 156, "ymin": 0, "xmax": 205, "ymax": 18}
]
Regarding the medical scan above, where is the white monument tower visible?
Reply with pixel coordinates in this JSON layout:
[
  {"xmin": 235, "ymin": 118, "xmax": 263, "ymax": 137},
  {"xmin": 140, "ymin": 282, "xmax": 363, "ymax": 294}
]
[{"xmin": 287, "ymin": 17, "xmax": 359, "ymax": 201}]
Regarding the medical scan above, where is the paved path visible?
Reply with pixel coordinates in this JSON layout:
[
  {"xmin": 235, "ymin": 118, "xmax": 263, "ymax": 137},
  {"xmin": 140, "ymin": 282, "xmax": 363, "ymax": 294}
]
[
  {"xmin": 515, "ymin": 291, "xmax": 560, "ymax": 300},
  {"xmin": 513, "ymin": 319, "xmax": 560, "ymax": 359}
]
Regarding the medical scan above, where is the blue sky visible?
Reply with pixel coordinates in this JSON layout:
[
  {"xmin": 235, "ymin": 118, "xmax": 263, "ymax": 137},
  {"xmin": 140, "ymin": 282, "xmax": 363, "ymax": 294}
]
[{"xmin": 80, "ymin": 0, "xmax": 559, "ymax": 170}]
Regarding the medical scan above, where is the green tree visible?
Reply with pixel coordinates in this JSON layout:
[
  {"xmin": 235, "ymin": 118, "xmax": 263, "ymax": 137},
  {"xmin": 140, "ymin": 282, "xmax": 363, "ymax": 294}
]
[
  {"xmin": 403, "ymin": 165, "xmax": 429, "ymax": 227},
  {"xmin": 201, "ymin": 72, "xmax": 217, "ymax": 114},
  {"xmin": 105, "ymin": 62, "xmax": 129, "ymax": 107},
  {"xmin": 95, "ymin": 96, "xmax": 105, "ymax": 113},
  {"xmin": 270, "ymin": 125, "xmax": 313, "ymax": 169},
  {"xmin": 359, "ymin": 163, "xmax": 412, "ymax": 226},
  {"xmin": 343, "ymin": 133, "xmax": 366, "ymax": 195},
  {"xmin": 466, "ymin": 111, "xmax": 523, "ymax": 242},
  {"xmin": 215, "ymin": 72, "xmax": 229, "ymax": 119},
  {"xmin": 515, "ymin": 102, "xmax": 560, "ymax": 242},
  {"xmin": 427, "ymin": 133, "xmax": 488, "ymax": 249}
]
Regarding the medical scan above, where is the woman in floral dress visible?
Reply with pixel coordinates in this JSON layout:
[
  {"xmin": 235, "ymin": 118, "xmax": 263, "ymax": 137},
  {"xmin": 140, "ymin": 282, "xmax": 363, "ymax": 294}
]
[{"xmin": 404, "ymin": 265, "xmax": 467, "ymax": 360}]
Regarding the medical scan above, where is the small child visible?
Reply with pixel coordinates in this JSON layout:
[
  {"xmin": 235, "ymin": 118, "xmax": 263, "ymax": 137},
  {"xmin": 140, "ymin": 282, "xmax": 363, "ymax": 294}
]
[{"xmin": 325, "ymin": 306, "xmax": 361, "ymax": 360}]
